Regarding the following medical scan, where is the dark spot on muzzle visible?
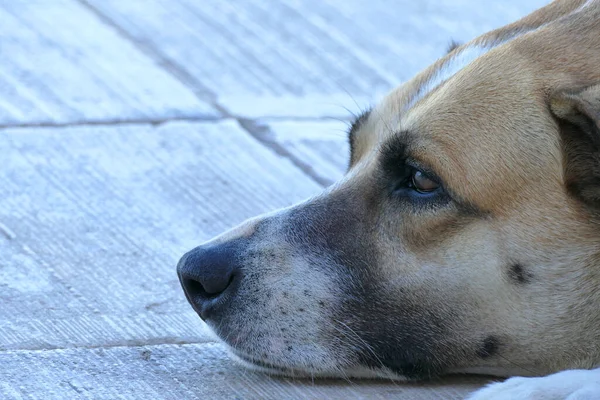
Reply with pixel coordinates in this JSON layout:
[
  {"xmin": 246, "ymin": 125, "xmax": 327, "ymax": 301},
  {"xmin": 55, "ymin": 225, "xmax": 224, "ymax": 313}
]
[
  {"xmin": 477, "ymin": 336, "xmax": 499, "ymax": 359},
  {"xmin": 508, "ymin": 264, "xmax": 532, "ymax": 284}
]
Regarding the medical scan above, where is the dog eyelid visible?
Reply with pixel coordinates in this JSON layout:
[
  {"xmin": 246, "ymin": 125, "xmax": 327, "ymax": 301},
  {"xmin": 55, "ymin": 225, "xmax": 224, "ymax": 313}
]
[
  {"xmin": 405, "ymin": 158, "xmax": 443, "ymax": 185},
  {"xmin": 411, "ymin": 170, "xmax": 440, "ymax": 192}
]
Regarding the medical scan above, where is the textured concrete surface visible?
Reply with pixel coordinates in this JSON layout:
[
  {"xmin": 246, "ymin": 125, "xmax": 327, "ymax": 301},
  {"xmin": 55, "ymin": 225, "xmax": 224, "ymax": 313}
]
[
  {"xmin": 0, "ymin": 0, "xmax": 215, "ymax": 125},
  {"xmin": 0, "ymin": 1, "xmax": 548, "ymax": 399},
  {"xmin": 1, "ymin": 343, "xmax": 492, "ymax": 400},
  {"xmin": 0, "ymin": 120, "xmax": 320, "ymax": 351},
  {"xmin": 259, "ymin": 119, "xmax": 350, "ymax": 185},
  {"xmin": 84, "ymin": 0, "xmax": 548, "ymax": 117}
]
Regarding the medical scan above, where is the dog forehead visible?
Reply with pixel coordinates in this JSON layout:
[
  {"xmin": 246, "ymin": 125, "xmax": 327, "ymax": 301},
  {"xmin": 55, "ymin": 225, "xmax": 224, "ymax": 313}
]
[{"xmin": 370, "ymin": 57, "xmax": 564, "ymax": 211}]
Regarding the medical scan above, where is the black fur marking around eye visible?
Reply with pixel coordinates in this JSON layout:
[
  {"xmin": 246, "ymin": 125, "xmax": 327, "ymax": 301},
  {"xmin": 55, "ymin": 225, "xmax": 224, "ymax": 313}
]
[
  {"xmin": 477, "ymin": 336, "xmax": 499, "ymax": 358},
  {"xmin": 379, "ymin": 133, "xmax": 411, "ymax": 180},
  {"xmin": 377, "ymin": 133, "xmax": 488, "ymax": 216},
  {"xmin": 508, "ymin": 264, "xmax": 533, "ymax": 284}
]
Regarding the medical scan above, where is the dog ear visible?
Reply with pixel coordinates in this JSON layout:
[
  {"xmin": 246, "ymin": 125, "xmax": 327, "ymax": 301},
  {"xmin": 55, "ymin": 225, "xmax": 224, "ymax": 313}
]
[{"xmin": 549, "ymin": 85, "xmax": 600, "ymax": 208}]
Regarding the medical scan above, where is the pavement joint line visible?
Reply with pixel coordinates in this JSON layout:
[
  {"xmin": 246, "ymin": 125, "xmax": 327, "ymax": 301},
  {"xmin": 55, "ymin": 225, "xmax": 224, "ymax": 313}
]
[
  {"xmin": 236, "ymin": 118, "xmax": 333, "ymax": 188},
  {"xmin": 0, "ymin": 115, "xmax": 337, "ymax": 187},
  {"xmin": 77, "ymin": 0, "xmax": 219, "ymax": 107},
  {"xmin": 0, "ymin": 116, "xmax": 225, "ymax": 130},
  {"xmin": 0, "ymin": 339, "xmax": 221, "ymax": 353},
  {"xmin": 0, "ymin": 116, "xmax": 353, "ymax": 131},
  {"xmin": 75, "ymin": 0, "xmax": 337, "ymax": 188},
  {"xmin": 0, "ymin": 114, "xmax": 336, "ymax": 192}
]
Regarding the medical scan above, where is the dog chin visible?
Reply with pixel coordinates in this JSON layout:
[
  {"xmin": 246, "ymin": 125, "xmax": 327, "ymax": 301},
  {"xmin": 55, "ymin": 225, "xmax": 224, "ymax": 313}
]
[{"xmin": 228, "ymin": 349, "xmax": 408, "ymax": 381}]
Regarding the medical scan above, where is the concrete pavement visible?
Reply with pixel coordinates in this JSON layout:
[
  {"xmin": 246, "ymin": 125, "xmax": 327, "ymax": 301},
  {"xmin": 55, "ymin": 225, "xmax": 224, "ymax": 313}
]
[{"xmin": 0, "ymin": 1, "xmax": 548, "ymax": 399}]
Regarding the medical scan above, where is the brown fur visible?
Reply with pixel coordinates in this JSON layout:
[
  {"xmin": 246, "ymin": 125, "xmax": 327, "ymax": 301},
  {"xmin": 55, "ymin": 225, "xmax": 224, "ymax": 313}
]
[{"xmin": 347, "ymin": 0, "xmax": 600, "ymax": 375}]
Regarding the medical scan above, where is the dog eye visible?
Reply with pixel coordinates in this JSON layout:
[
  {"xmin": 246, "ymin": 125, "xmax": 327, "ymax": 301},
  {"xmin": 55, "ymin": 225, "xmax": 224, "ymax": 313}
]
[
  {"xmin": 386, "ymin": 161, "xmax": 447, "ymax": 205},
  {"xmin": 410, "ymin": 170, "xmax": 440, "ymax": 193}
]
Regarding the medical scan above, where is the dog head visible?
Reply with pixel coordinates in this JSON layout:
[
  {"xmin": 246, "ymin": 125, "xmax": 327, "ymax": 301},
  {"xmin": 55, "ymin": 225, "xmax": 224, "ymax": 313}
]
[{"xmin": 177, "ymin": 25, "xmax": 600, "ymax": 380}]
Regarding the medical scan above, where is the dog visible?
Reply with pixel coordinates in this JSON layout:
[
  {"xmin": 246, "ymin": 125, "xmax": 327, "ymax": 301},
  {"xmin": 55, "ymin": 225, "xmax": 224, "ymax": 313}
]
[{"xmin": 177, "ymin": 0, "xmax": 600, "ymax": 398}]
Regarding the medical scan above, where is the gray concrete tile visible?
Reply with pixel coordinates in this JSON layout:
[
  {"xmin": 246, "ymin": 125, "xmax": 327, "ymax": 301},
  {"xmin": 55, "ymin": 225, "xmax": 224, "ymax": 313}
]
[
  {"xmin": 0, "ymin": 343, "xmax": 491, "ymax": 400},
  {"xmin": 84, "ymin": 0, "xmax": 549, "ymax": 118},
  {"xmin": 0, "ymin": 121, "xmax": 321, "ymax": 351},
  {"xmin": 257, "ymin": 119, "xmax": 350, "ymax": 185},
  {"xmin": 0, "ymin": 0, "xmax": 216, "ymax": 125}
]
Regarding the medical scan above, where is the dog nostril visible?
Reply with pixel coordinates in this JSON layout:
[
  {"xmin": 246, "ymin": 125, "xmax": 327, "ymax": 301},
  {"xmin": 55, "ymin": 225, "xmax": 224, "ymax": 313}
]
[
  {"xmin": 182, "ymin": 278, "xmax": 212, "ymax": 300},
  {"xmin": 182, "ymin": 274, "xmax": 234, "ymax": 301}
]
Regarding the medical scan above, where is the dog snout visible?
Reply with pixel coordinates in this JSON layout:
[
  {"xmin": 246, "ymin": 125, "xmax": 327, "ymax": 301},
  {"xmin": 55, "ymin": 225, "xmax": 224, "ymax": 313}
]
[{"xmin": 177, "ymin": 240, "xmax": 245, "ymax": 320}]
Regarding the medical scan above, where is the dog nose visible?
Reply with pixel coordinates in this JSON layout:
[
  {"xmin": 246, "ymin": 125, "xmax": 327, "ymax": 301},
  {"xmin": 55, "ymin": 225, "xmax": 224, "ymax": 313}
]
[{"xmin": 177, "ymin": 240, "xmax": 244, "ymax": 320}]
